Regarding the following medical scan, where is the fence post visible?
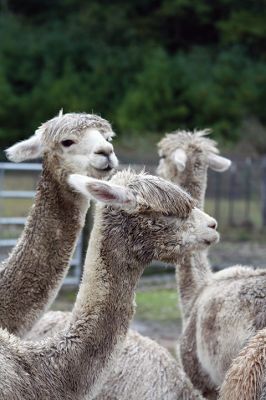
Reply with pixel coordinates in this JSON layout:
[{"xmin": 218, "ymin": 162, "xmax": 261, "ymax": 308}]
[
  {"xmin": 244, "ymin": 158, "xmax": 252, "ymax": 225},
  {"xmin": 0, "ymin": 168, "xmax": 4, "ymax": 217},
  {"xmin": 228, "ymin": 162, "xmax": 237, "ymax": 226},
  {"xmin": 261, "ymin": 157, "xmax": 266, "ymax": 227},
  {"xmin": 214, "ymin": 173, "xmax": 221, "ymax": 222}
]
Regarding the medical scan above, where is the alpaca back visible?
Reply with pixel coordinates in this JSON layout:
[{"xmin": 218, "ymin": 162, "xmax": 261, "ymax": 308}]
[{"xmin": 28, "ymin": 311, "xmax": 205, "ymax": 400}]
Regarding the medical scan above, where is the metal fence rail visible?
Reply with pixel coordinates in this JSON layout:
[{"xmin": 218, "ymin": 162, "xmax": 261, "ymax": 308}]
[{"xmin": 0, "ymin": 162, "xmax": 82, "ymax": 285}]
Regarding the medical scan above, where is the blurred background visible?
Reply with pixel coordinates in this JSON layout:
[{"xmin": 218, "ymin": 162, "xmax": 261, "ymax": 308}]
[{"xmin": 0, "ymin": 0, "xmax": 266, "ymax": 353}]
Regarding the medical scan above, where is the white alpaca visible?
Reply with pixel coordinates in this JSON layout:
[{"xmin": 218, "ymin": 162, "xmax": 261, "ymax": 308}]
[
  {"xmin": 0, "ymin": 169, "xmax": 218, "ymax": 399},
  {"xmin": 1, "ymin": 111, "xmax": 118, "ymax": 335}
]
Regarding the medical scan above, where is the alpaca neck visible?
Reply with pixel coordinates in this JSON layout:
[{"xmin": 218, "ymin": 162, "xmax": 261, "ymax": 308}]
[
  {"xmin": 0, "ymin": 155, "xmax": 87, "ymax": 335},
  {"xmin": 72, "ymin": 210, "xmax": 142, "ymax": 336},
  {"xmin": 177, "ymin": 161, "xmax": 208, "ymax": 210},
  {"xmin": 173, "ymin": 161, "xmax": 211, "ymax": 320},
  {"xmin": 65, "ymin": 209, "xmax": 145, "ymax": 395},
  {"xmin": 176, "ymin": 251, "xmax": 211, "ymax": 320}
]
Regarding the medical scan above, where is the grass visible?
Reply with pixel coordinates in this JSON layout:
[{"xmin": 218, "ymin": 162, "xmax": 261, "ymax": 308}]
[
  {"xmin": 53, "ymin": 287, "xmax": 181, "ymax": 323},
  {"xmin": 135, "ymin": 288, "xmax": 180, "ymax": 322},
  {"xmin": 0, "ymin": 198, "xmax": 33, "ymax": 217}
]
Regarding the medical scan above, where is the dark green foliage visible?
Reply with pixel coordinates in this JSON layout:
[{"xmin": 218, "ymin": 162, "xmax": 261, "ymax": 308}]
[{"xmin": 0, "ymin": 0, "xmax": 265, "ymax": 149}]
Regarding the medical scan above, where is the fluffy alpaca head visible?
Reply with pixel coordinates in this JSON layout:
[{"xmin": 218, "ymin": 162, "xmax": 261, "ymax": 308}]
[
  {"xmin": 5, "ymin": 111, "xmax": 119, "ymax": 180},
  {"xmin": 157, "ymin": 129, "xmax": 231, "ymax": 181},
  {"xmin": 69, "ymin": 169, "xmax": 219, "ymax": 264}
]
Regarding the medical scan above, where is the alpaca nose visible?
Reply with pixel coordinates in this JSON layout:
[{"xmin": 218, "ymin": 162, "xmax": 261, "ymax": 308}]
[
  {"xmin": 208, "ymin": 220, "xmax": 218, "ymax": 230},
  {"xmin": 94, "ymin": 145, "xmax": 114, "ymax": 158},
  {"xmin": 95, "ymin": 149, "xmax": 113, "ymax": 157}
]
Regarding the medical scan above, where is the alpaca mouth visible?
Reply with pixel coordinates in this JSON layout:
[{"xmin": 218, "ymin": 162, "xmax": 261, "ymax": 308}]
[
  {"xmin": 92, "ymin": 163, "xmax": 115, "ymax": 174},
  {"xmin": 101, "ymin": 165, "xmax": 113, "ymax": 172},
  {"xmin": 204, "ymin": 233, "xmax": 220, "ymax": 246}
]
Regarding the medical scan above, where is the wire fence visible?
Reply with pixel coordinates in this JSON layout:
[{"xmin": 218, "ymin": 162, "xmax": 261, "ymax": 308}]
[
  {"xmin": 0, "ymin": 158, "xmax": 266, "ymax": 283},
  {"xmin": 206, "ymin": 158, "xmax": 264, "ymax": 230}
]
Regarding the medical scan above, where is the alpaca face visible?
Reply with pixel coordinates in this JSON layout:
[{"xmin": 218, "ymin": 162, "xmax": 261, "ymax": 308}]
[
  {"xmin": 47, "ymin": 127, "xmax": 118, "ymax": 179},
  {"xmin": 108, "ymin": 206, "xmax": 219, "ymax": 265},
  {"xmin": 157, "ymin": 130, "xmax": 231, "ymax": 181},
  {"xmin": 69, "ymin": 170, "xmax": 219, "ymax": 264},
  {"xmin": 5, "ymin": 112, "xmax": 118, "ymax": 180}
]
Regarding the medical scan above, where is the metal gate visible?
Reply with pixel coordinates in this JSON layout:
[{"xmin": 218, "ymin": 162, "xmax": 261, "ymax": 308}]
[{"xmin": 0, "ymin": 162, "xmax": 82, "ymax": 285}]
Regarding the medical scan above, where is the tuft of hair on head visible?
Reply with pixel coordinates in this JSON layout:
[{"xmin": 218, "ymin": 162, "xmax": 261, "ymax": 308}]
[
  {"xmin": 128, "ymin": 174, "xmax": 196, "ymax": 218},
  {"xmin": 158, "ymin": 129, "xmax": 232, "ymax": 173}
]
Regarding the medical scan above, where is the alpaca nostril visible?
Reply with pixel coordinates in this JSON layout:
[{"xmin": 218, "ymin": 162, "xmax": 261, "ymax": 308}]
[
  {"xmin": 208, "ymin": 221, "xmax": 217, "ymax": 230},
  {"xmin": 95, "ymin": 150, "xmax": 110, "ymax": 157}
]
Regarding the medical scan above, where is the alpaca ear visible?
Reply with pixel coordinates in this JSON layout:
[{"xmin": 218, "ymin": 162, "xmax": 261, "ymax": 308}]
[
  {"xmin": 58, "ymin": 108, "xmax": 63, "ymax": 117},
  {"xmin": 5, "ymin": 135, "xmax": 43, "ymax": 162},
  {"xmin": 208, "ymin": 154, "xmax": 231, "ymax": 172},
  {"xmin": 68, "ymin": 174, "xmax": 136, "ymax": 208},
  {"xmin": 173, "ymin": 149, "xmax": 187, "ymax": 172}
]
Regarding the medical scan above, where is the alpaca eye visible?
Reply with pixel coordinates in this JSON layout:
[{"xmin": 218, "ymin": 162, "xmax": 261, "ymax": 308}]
[
  {"xmin": 160, "ymin": 155, "xmax": 166, "ymax": 159},
  {"xmin": 61, "ymin": 140, "xmax": 75, "ymax": 147}
]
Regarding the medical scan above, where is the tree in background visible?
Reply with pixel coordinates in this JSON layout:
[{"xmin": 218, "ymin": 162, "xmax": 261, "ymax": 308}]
[{"xmin": 0, "ymin": 0, "xmax": 265, "ymax": 152}]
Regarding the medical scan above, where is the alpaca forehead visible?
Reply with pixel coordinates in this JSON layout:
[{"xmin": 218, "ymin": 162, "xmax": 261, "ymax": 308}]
[
  {"xmin": 39, "ymin": 113, "xmax": 114, "ymax": 144},
  {"xmin": 75, "ymin": 128, "xmax": 113, "ymax": 148}
]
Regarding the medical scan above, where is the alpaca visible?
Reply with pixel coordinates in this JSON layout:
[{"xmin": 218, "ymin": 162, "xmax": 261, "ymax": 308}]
[
  {"xmin": 1, "ymin": 111, "xmax": 118, "ymax": 335},
  {"xmin": 0, "ymin": 169, "xmax": 218, "ymax": 399},
  {"xmin": 219, "ymin": 328, "xmax": 266, "ymax": 400},
  {"xmin": 28, "ymin": 312, "xmax": 206, "ymax": 400},
  {"xmin": 158, "ymin": 130, "xmax": 266, "ymax": 398},
  {"xmin": 157, "ymin": 130, "xmax": 231, "ymax": 399}
]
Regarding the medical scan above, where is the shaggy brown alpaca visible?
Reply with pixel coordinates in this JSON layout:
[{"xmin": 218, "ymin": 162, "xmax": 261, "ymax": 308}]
[
  {"xmin": 0, "ymin": 169, "xmax": 218, "ymax": 399},
  {"xmin": 1, "ymin": 111, "xmax": 118, "ymax": 335},
  {"xmin": 24, "ymin": 168, "xmax": 219, "ymax": 400}
]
